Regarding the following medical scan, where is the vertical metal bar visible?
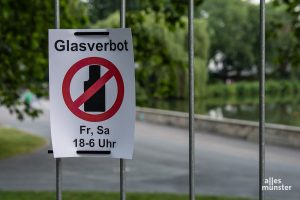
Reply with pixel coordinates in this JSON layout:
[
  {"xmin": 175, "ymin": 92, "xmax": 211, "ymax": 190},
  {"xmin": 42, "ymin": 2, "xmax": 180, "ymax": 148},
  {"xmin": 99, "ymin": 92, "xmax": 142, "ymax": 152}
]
[
  {"xmin": 120, "ymin": 1, "xmax": 126, "ymax": 200},
  {"xmin": 259, "ymin": 1, "xmax": 265, "ymax": 200},
  {"xmin": 188, "ymin": 0, "xmax": 195, "ymax": 200},
  {"xmin": 54, "ymin": 1, "xmax": 62, "ymax": 200},
  {"xmin": 54, "ymin": 0, "xmax": 60, "ymax": 29},
  {"xmin": 120, "ymin": 0, "xmax": 125, "ymax": 28},
  {"xmin": 120, "ymin": 159, "xmax": 126, "ymax": 200},
  {"xmin": 56, "ymin": 158, "xmax": 62, "ymax": 200}
]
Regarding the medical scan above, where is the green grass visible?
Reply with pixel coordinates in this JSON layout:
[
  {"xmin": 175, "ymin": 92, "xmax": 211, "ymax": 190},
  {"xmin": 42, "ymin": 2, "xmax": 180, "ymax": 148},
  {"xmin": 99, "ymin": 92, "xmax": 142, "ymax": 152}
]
[
  {"xmin": 0, "ymin": 127, "xmax": 46, "ymax": 159},
  {"xmin": 0, "ymin": 192, "xmax": 252, "ymax": 200}
]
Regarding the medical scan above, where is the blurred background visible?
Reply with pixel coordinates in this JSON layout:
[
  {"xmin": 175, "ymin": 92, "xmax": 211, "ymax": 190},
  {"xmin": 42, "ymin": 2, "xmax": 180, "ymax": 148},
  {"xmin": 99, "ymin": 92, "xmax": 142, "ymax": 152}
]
[
  {"xmin": 0, "ymin": 0, "xmax": 300, "ymax": 200},
  {"xmin": 1, "ymin": 0, "xmax": 300, "ymax": 125}
]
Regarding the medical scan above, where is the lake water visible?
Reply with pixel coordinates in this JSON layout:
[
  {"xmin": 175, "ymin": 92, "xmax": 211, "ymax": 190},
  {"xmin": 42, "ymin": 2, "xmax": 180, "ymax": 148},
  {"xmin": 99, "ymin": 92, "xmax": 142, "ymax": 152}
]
[{"xmin": 139, "ymin": 97, "xmax": 300, "ymax": 127}]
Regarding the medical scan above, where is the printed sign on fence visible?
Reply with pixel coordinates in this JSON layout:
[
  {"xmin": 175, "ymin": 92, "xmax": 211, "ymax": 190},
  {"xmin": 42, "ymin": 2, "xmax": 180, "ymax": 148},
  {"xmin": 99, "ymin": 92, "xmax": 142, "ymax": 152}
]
[{"xmin": 49, "ymin": 29, "xmax": 135, "ymax": 159}]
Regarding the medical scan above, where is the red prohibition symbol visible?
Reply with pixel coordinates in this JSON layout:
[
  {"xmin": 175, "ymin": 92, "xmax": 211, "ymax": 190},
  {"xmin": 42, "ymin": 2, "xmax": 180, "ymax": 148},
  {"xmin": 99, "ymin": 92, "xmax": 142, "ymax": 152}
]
[{"xmin": 62, "ymin": 57, "xmax": 124, "ymax": 122}]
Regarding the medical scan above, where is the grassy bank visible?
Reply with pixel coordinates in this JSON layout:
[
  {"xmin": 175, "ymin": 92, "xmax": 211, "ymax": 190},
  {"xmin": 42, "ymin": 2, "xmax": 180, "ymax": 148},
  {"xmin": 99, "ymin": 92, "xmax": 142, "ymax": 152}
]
[
  {"xmin": 0, "ymin": 127, "xmax": 46, "ymax": 159},
  {"xmin": 138, "ymin": 80, "xmax": 300, "ymax": 108},
  {"xmin": 0, "ymin": 191, "xmax": 251, "ymax": 200},
  {"xmin": 207, "ymin": 80, "xmax": 300, "ymax": 98}
]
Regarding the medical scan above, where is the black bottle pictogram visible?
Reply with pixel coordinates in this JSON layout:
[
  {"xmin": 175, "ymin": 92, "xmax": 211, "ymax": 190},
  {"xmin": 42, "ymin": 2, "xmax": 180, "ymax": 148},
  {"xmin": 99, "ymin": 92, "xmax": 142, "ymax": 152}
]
[{"xmin": 84, "ymin": 65, "xmax": 105, "ymax": 112}]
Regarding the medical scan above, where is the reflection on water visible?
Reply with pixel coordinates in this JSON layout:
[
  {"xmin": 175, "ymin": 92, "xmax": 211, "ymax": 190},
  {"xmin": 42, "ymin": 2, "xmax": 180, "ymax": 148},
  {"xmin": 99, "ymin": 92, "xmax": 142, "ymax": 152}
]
[{"xmin": 140, "ymin": 97, "xmax": 300, "ymax": 127}]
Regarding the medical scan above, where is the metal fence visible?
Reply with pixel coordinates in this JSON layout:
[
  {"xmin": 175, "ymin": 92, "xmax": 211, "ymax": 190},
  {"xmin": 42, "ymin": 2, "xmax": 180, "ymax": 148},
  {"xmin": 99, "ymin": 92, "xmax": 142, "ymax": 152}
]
[{"xmin": 52, "ymin": 0, "xmax": 266, "ymax": 200}]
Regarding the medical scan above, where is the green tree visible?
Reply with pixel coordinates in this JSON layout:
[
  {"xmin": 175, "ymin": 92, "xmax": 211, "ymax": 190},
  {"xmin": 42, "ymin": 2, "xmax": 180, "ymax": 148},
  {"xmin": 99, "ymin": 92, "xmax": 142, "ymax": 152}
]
[
  {"xmin": 88, "ymin": 0, "xmax": 120, "ymax": 22},
  {"xmin": 0, "ymin": 0, "xmax": 88, "ymax": 119},
  {"xmin": 266, "ymin": 2, "xmax": 296, "ymax": 78},
  {"xmin": 88, "ymin": 0, "xmax": 204, "ymax": 24},
  {"xmin": 93, "ymin": 10, "xmax": 209, "ymax": 101},
  {"xmin": 200, "ymin": 0, "xmax": 259, "ymax": 81},
  {"xmin": 90, "ymin": 0, "xmax": 207, "ymax": 100},
  {"xmin": 273, "ymin": 0, "xmax": 300, "ymax": 76},
  {"xmin": 200, "ymin": 0, "xmax": 298, "ymax": 81}
]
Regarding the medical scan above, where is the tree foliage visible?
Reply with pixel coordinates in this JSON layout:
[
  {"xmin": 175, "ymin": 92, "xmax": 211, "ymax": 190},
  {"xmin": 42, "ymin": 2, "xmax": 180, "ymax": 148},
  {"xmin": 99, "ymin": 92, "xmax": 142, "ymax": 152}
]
[
  {"xmin": 273, "ymin": 0, "xmax": 300, "ymax": 74},
  {"xmin": 266, "ymin": 2, "xmax": 296, "ymax": 78},
  {"xmin": 200, "ymin": 0, "xmax": 299, "ymax": 81},
  {"xmin": 88, "ymin": 0, "xmax": 204, "ymax": 24},
  {"xmin": 93, "ymin": 10, "xmax": 209, "ymax": 102},
  {"xmin": 0, "ymin": 0, "xmax": 88, "ymax": 119},
  {"xmin": 200, "ymin": 0, "xmax": 259, "ymax": 81}
]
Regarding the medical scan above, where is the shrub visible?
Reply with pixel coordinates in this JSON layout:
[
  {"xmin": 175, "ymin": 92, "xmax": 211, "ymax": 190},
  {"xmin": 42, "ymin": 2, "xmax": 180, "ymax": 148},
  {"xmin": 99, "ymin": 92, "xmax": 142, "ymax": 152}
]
[{"xmin": 207, "ymin": 80, "xmax": 300, "ymax": 99}]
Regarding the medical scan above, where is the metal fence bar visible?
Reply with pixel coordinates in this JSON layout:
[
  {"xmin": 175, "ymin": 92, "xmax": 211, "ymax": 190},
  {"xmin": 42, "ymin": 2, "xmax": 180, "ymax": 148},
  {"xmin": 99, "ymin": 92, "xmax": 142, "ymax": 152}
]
[
  {"xmin": 259, "ymin": 0, "xmax": 265, "ymax": 200},
  {"xmin": 120, "ymin": 159, "xmax": 126, "ymax": 200},
  {"xmin": 54, "ymin": 0, "xmax": 60, "ymax": 28},
  {"xmin": 54, "ymin": 1, "xmax": 62, "ymax": 200},
  {"xmin": 120, "ymin": 1, "xmax": 126, "ymax": 200},
  {"xmin": 56, "ymin": 157, "xmax": 62, "ymax": 200},
  {"xmin": 120, "ymin": 0, "xmax": 125, "ymax": 28},
  {"xmin": 188, "ymin": 0, "xmax": 195, "ymax": 200}
]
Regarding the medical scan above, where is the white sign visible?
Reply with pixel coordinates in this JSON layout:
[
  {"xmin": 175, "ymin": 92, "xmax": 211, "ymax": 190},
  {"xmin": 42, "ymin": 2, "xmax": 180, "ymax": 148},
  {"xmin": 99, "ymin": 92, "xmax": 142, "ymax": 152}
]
[{"xmin": 48, "ymin": 29, "xmax": 135, "ymax": 159}]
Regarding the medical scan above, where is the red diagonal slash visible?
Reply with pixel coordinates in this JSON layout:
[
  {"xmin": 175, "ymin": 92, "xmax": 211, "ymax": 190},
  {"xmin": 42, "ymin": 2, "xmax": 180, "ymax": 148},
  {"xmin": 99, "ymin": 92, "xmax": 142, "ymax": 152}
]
[
  {"xmin": 73, "ymin": 69, "xmax": 114, "ymax": 108},
  {"xmin": 62, "ymin": 57, "xmax": 124, "ymax": 122}
]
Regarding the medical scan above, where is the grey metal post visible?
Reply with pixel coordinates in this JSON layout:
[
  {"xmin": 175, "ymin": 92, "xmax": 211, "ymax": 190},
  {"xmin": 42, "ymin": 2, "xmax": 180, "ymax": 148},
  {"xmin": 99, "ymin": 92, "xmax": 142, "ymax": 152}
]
[
  {"xmin": 56, "ymin": 157, "xmax": 62, "ymax": 200},
  {"xmin": 188, "ymin": 0, "xmax": 195, "ymax": 200},
  {"xmin": 54, "ymin": 1, "xmax": 62, "ymax": 200},
  {"xmin": 120, "ymin": 0, "xmax": 125, "ymax": 29},
  {"xmin": 259, "ymin": 0, "xmax": 265, "ymax": 200},
  {"xmin": 120, "ymin": 1, "xmax": 126, "ymax": 200},
  {"xmin": 54, "ymin": 0, "xmax": 60, "ymax": 29},
  {"xmin": 120, "ymin": 159, "xmax": 126, "ymax": 200}
]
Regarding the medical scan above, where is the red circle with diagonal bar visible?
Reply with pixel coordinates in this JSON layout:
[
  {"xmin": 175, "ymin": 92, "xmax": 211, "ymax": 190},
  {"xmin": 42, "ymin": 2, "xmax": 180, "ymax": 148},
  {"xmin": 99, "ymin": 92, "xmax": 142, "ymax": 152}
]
[{"xmin": 62, "ymin": 57, "xmax": 124, "ymax": 122}]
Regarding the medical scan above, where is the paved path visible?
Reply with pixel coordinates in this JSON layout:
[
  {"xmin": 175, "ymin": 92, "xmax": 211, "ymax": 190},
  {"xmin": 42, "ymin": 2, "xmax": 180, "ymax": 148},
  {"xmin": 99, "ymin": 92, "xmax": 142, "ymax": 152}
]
[{"xmin": 0, "ymin": 104, "xmax": 299, "ymax": 200}]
